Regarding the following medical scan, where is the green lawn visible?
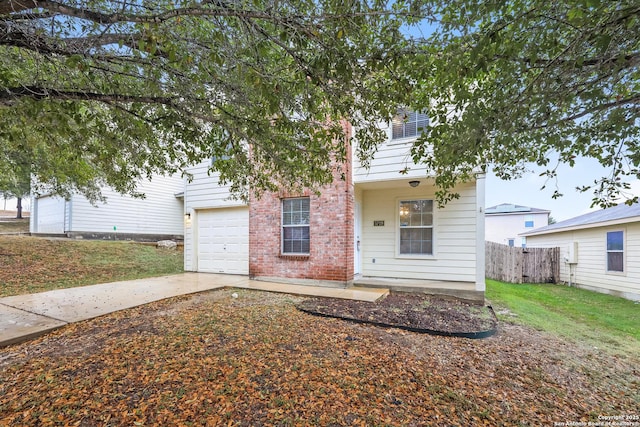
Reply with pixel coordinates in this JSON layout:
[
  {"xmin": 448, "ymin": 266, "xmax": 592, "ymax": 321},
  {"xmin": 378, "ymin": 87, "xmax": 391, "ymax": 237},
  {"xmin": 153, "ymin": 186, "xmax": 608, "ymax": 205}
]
[
  {"xmin": 0, "ymin": 236, "xmax": 184, "ymax": 297},
  {"xmin": 486, "ymin": 279, "xmax": 640, "ymax": 358},
  {"xmin": 0, "ymin": 218, "xmax": 29, "ymax": 233}
]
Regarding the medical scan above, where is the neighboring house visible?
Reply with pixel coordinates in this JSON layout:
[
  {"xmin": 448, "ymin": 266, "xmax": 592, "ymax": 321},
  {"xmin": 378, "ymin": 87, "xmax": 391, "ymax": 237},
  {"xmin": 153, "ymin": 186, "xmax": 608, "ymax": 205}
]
[
  {"xmin": 522, "ymin": 203, "xmax": 640, "ymax": 301},
  {"xmin": 184, "ymin": 115, "xmax": 486, "ymax": 302},
  {"xmin": 485, "ymin": 203, "xmax": 550, "ymax": 247},
  {"xmin": 30, "ymin": 174, "xmax": 184, "ymax": 241}
]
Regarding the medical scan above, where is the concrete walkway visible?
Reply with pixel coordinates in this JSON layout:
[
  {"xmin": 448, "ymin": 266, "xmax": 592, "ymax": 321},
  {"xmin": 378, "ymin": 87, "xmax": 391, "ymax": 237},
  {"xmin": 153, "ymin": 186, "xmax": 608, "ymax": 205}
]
[{"xmin": 0, "ymin": 273, "xmax": 388, "ymax": 347}]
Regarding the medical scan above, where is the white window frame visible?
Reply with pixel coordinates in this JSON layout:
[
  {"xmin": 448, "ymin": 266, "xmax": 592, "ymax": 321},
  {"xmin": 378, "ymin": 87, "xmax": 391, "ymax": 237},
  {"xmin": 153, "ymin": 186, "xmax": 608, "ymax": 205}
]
[
  {"xmin": 281, "ymin": 197, "xmax": 310, "ymax": 255},
  {"xmin": 606, "ymin": 230, "xmax": 625, "ymax": 273},
  {"xmin": 524, "ymin": 214, "xmax": 534, "ymax": 228},
  {"xmin": 391, "ymin": 109, "xmax": 429, "ymax": 140},
  {"xmin": 397, "ymin": 199, "xmax": 435, "ymax": 258}
]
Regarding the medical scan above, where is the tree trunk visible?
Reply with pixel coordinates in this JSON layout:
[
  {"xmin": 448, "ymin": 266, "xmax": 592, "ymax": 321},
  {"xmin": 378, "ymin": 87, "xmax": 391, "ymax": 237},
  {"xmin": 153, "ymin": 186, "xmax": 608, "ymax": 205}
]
[{"xmin": 16, "ymin": 197, "xmax": 22, "ymax": 219}]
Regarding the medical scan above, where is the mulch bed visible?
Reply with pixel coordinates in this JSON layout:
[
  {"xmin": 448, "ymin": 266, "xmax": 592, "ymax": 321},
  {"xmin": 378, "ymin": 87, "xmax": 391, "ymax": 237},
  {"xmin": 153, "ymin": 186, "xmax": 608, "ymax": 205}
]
[{"xmin": 297, "ymin": 293, "xmax": 498, "ymax": 338}]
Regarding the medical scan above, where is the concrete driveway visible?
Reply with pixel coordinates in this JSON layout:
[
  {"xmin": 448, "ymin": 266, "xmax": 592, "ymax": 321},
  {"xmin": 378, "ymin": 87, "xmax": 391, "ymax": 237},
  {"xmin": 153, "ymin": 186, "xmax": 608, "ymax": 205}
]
[{"xmin": 0, "ymin": 273, "xmax": 387, "ymax": 347}]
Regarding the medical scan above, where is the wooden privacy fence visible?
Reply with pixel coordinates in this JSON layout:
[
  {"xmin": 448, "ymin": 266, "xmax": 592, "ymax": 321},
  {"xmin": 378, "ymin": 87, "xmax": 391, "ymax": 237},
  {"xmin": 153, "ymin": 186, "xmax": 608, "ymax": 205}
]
[{"xmin": 485, "ymin": 241, "xmax": 560, "ymax": 284}]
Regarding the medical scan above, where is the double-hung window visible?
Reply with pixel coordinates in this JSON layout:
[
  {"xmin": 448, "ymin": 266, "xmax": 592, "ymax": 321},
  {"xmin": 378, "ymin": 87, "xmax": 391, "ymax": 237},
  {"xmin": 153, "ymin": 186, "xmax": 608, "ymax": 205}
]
[
  {"xmin": 399, "ymin": 200, "xmax": 433, "ymax": 255},
  {"xmin": 282, "ymin": 197, "xmax": 310, "ymax": 254},
  {"xmin": 606, "ymin": 231, "xmax": 624, "ymax": 272},
  {"xmin": 392, "ymin": 109, "xmax": 428, "ymax": 140}
]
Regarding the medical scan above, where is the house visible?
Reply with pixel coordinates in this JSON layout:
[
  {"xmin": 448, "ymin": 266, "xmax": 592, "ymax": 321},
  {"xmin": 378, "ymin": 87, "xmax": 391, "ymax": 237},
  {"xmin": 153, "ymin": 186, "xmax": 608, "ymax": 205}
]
[
  {"xmin": 485, "ymin": 203, "xmax": 550, "ymax": 247},
  {"xmin": 522, "ymin": 203, "xmax": 640, "ymax": 301},
  {"xmin": 30, "ymin": 174, "xmax": 184, "ymax": 241},
  {"xmin": 184, "ymin": 115, "xmax": 486, "ymax": 302}
]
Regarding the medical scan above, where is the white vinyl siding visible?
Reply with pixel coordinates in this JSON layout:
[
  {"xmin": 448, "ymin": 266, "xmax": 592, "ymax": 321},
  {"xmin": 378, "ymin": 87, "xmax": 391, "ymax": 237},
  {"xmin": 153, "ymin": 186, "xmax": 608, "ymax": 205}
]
[
  {"xmin": 485, "ymin": 211, "xmax": 550, "ymax": 245},
  {"xmin": 66, "ymin": 174, "xmax": 184, "ymax": 235},
  {"xmin": 353, "ymin": 121, "xmax": 430, "ymax": 184},
  {"xmin": 184, "ymin": 160, "xmax": 247, "ymax": 271},
  {"xmin": 360, "ymin": 181, "xmax": 477, "ymax": 283},
  {"xmin": 526, "ymin": 223, "xmax": 640, "ymax": 301}
]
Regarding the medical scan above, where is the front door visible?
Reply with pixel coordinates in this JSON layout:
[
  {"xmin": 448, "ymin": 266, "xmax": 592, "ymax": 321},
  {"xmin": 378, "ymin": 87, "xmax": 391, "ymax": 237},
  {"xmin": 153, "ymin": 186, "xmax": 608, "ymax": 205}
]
[{"xmin": 354, "ymin": 201, "xmax": 362, "ymax": 275}]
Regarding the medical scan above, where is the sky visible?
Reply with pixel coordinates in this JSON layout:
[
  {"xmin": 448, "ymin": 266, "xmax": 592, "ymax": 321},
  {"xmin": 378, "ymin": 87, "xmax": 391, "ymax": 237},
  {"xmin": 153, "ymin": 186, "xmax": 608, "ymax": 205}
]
[{"xmin": 485, "ymin": 157, "xmax": 640, "ymax": 222}]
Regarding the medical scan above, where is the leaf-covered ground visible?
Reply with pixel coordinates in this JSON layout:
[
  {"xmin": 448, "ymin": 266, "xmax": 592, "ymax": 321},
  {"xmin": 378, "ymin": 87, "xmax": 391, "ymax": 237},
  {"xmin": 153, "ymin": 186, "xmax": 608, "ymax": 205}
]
[
  {"xmin": 0, "ymin": 236, "xmax": 183, "ymax": 297},
  {"xmin": 1, "ymin": 289, "xmax": 638, "ymax": 426}
]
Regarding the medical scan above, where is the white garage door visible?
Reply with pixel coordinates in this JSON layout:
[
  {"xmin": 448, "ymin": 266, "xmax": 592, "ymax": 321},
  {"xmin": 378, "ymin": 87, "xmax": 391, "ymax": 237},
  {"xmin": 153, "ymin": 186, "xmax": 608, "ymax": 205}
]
[
  {"xmin": 36, "ymin": 196, "xmax": 66, "ymax": 234},
  {"xmin": 197, "ymin": 207, "xmax": 249, "ymax": 275}
]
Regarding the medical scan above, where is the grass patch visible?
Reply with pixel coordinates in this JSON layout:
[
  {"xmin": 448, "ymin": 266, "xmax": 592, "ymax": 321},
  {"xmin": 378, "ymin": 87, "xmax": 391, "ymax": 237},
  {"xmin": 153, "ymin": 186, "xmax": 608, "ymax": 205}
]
[
  {"xmin": 0, "ymin": 219, "xmax": 29, "ymax": 233},
  {"xmin": 486, "ymin": 279, "xmax": 640, "ymax": 357},
  {"xmin": 0, "ymin": 236, "xmax": 183, "ymax": 297}
]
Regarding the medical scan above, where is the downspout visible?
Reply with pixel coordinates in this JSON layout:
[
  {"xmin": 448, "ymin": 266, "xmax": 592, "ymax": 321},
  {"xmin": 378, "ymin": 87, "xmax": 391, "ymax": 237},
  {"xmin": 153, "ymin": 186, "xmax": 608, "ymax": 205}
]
[
  {"xmin": 475, "ymin": 172, "xmax": 486, "ymax": 292},
  {"xmin": 66, "ymin": 197, "xmax": 72, "ymax": 235}
]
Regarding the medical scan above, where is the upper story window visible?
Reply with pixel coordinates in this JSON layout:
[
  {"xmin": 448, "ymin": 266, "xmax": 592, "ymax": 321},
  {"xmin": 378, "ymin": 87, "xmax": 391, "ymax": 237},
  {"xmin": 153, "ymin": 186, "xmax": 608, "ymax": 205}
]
[
  {"xmin": 282, "ymin": 197, "xmax": 310, "ymax": 254},
  {"xmin": 392, "ymin": 109, "xmax": 428, "ymax": 140},
  {"xmin": 399, "ymin": 199, "xmax": 433, "ymax": 255},
  {"xmin": 524, "ymin": 215, "xmax": 534, "ymax": 228},
  {"xmin": 211, "ymin": 142, "xmax": 234, "ymax": 165},
  {"xmin": 606, "ymin": 231, "xmax": 624, "ymax": 272}
]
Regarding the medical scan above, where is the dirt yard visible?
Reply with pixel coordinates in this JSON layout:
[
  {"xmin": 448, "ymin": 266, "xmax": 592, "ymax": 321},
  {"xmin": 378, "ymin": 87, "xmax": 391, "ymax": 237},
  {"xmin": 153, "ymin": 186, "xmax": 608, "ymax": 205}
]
[{"xmin": 1, "ymin": 289, "xmax": 637, "ymax": 426}]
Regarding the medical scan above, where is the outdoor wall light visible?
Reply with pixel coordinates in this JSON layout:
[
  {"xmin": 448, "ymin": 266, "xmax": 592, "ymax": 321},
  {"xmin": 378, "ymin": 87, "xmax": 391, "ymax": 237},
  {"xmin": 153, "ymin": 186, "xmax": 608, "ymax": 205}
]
[
  {"xmin": 185, "ymin": 212, "xmax": 191, "ymax": 220},
  {"xmin": 409, "ymin": 180, "xmax": 421, "ymax": 188}
]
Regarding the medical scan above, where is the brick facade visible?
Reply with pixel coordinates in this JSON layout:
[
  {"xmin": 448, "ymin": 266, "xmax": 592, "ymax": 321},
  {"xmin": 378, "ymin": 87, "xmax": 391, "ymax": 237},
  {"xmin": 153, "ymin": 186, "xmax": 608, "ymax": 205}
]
[{"xmin": 249, "ymin": 125, "xmax": 354, "ymax": 284}]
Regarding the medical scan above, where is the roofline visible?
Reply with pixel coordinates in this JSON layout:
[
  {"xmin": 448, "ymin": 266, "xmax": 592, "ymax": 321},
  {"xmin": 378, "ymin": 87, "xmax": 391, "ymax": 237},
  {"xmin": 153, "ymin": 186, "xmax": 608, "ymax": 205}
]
[
  {"xmin": 521, "ymin": 215, "xmax": 640, "ymax": 236},
  {"xmin": 485, "ymin": 210, "xmax": 551, "ymax": 216}
]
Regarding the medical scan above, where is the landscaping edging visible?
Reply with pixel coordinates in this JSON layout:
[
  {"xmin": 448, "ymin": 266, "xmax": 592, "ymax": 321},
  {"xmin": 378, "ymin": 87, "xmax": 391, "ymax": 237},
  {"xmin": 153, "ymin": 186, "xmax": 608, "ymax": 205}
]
[{"xmin": 297, "ymin": 304, "xmax": 499, "ymax": 339}]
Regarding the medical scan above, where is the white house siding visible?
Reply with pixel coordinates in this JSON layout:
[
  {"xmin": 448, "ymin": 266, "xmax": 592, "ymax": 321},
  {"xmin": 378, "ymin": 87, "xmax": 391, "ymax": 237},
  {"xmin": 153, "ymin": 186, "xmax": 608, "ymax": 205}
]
[
  {"xmin": 183, "ymin": 160, "xmax": 247, "ymax": 271},
  {"xmin": 360, "ymin": 181, "xmax": 478, "ymax": 284},
  {"xmin": 485, "ymin": 212, "xmax": 549, "ymax": 246},
  {"xmin": 526, "ymin": 223, "xmax": 640, "ymax": 301},
  {"xmin": 353, "ymin": 130, "xmax": 430, "ymax": 183},
  {"xmin": 66, "ymin": 174, "xmax": 184, "ymax": 236}
]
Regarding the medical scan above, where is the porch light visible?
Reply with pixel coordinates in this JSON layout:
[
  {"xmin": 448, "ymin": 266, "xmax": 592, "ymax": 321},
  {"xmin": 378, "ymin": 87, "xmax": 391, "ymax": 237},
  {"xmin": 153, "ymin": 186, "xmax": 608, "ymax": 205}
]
[
  {"xmin": 185, "ymin": 212, "xmax": 191, "ymax": 220},
  {"xmin": 409, "ymin": 180, "xmax": 420, "ymax": 188}
]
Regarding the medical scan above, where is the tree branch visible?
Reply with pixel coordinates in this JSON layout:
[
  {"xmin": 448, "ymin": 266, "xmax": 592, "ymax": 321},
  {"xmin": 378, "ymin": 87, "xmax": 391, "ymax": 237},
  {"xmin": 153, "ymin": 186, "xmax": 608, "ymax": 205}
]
[
  {"xmin": 509, "ymin": 52, "xmax": 640, "ymax": 68},
  {"xmin": 0, "ymin": 85, "xmax": 188, "ymax": 106},
  {"xmin": 0, "ymin": 0, "xmax": 38, "ymax": 15},
  {"xmin": 1, "ymin": 0, "xmax": 422, "ymax": 24},
  {"xmin": 515, "ymin": 95, "xmax": 640, "ymax": 133}
]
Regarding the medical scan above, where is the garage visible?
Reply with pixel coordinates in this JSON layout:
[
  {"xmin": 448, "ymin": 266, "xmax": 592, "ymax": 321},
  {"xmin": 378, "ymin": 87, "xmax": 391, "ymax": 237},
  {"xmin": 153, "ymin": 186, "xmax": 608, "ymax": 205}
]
[
  {"xmin": 34, "ymin": 196, "xmax": 66, "ymax": 234},
  {"xmin": 196, "ymin": 207, "xmax": 249, "ymax": 275}
]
